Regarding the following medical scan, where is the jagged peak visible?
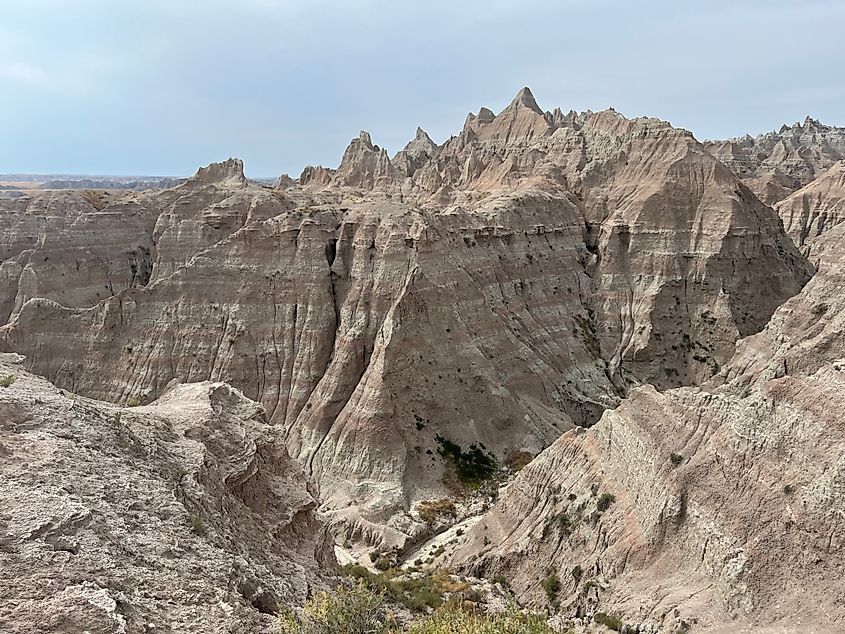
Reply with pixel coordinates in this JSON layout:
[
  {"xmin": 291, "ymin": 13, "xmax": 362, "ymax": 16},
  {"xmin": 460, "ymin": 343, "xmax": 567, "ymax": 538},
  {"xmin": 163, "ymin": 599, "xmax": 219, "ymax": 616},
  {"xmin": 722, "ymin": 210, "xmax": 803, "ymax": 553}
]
[
  {"xmin": 477, "ymin": 107, "xmax": 496, "ymax": 123},
  {"xmin": 506, "ymin": 87, "xmax": 543, "ymax": 114},
  {"xmin": 188, "ymin": 158, "xmax": 247, "ymax": 186},
  {"xmin": 803, "ymin": 115, "xmax": 822, "ymax": 129},
  {"xmin": 357, "ymin": 130, "xmax": 374, "ymax": 149},
  {"xmin": 404, "ymin": 127, "xmax": 437, "ymax": 153},
  {"xmin": 298, "ymin": 164, "xmax": 334, "ymax": 187}
]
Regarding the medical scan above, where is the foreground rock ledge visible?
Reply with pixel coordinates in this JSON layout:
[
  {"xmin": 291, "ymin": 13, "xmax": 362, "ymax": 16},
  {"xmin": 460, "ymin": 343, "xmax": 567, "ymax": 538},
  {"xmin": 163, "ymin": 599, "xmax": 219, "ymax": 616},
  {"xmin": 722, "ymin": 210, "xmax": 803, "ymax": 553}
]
[{"xmin": 0, "ymin": 354, "xmax": 334, "ymax": 634}]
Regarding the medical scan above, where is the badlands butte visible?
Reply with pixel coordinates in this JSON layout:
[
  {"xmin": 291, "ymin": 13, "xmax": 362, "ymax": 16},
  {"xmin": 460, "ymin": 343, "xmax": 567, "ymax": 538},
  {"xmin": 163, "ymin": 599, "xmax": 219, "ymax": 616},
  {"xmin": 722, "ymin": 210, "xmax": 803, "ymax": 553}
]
[{"xmin": 0, "ymin": 88, "xmax": 844, "ymax": 632}]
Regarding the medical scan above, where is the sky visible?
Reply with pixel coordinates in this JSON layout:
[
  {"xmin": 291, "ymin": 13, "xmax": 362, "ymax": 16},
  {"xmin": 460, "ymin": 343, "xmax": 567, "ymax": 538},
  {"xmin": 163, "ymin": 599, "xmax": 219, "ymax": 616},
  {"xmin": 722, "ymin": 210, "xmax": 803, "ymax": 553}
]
[{"xmin": 1, "ymin": 0, "xmax": 844, "ymax": 178}]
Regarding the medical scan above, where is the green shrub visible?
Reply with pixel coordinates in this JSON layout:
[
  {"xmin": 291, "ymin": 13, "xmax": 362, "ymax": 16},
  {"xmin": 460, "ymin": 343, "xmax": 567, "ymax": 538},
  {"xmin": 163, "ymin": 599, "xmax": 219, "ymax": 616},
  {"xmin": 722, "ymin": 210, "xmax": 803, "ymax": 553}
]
[
  {"xmin": 407, "ymin": 603, "xmax": 558, "ymax": 633},
  {"xmin": 556, "ymin": 512, "xmax": 572, "ymax": 533},
  {"xmin": 279, "ymin": 582, "xmax": 393, "ymax": 633},
  {"xmin": 190, "ymin": 513, "xmax": 206, "ymax": 536},
  {"xmin": 594, "ymin": 612, "xmax": 624, "ymax": 631},
  {"xmin": 596, "ymin": 493, "xmax": 615, "ymax": 512},
  {"xmin": 670, "ymin": 453, "xmax": 683, "ymax": 467},
  {"xmin": 0, "ymin": 374, "xmax": 16, "ymax": 388},
  {"xmin": 340, "ymin": 565, "xmax": 451, "ymax": 613},
  {"xmin": 783, "ymin": 484, "xmax": 795, "ymax": 495},
  {"xmin": 126, "ymin": 395, "xmax": 142, "ymax": 407},
  {"xmin": 570, "ymin": 565, "xmax": 582, "ymax": 583},
  {"xmin": 540, "ymin": 570, "xmax": 560, "ymax": 603},
  {"xmin": 435, "ymin": 435, "xmax": 498, "ymax": 490}
]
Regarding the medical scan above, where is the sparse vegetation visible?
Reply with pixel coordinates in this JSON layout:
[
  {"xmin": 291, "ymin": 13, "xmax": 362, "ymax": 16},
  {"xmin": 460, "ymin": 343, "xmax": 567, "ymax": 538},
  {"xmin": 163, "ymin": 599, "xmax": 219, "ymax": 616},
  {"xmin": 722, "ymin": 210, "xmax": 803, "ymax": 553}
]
[
  {"xmin": 407, "ymin": 603, "xmax": 561, "ymax": 634},
  {"xmin": 596, "ymin": 493, "xmax": 615, "ymax": 512},
  {"xmin": 553, "ymin": 512, "xmax": 573, "ymax": 534},
  {"xmin": 670, "ymin": 452, "xmax": 683, "ymax": 467},
  {"xmin": 281, "ymin": 583, "xmax": 564, "ymax": 634},
  {"xmin": 126, "ymin": 395, "xmax": 142, "ymax": 407},
  {"xmin": 0, "ymin": 374, "xmax": 16, "ymax": 388},
  {"xmin": 436, "ymin": 435, "xmax": 499, "ymax": 490},
  {"xmin": 783, "ymin": 484, "xmax": 795, "ymax": 495},
  {"xmin": 504, "ymin": 450, "xmax": 534, "ymax": 472},
  {"xmin": 570, "ymin": 565, "xmax": 582, "ymax": 584},
  {"xmin": 279, "ymin": 582, "xmax": 393, "ymax": 633},
  {"xmin": 190, "ymin": 512, "xmax": 206, "ymax": 536},
  {"xmin": 340, "ymin": 565, "xmax": 472, "ymax": 613},
  {"xmin": 594, "ymin": 611, "xmax": 624, "ymax": 631},
  {"xmin": 418, "ymin": 498, "xmax": 457, "ymax": 524},
  {"xmin": 540, "ymin": 570, "xmax": 560, "ymax": 604}
]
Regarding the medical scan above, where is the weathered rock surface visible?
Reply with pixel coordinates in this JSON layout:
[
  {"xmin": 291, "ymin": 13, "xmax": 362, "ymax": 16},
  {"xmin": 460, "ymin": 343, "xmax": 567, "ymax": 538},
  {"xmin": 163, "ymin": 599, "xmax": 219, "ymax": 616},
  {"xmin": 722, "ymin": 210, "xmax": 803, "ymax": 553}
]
[
  {"xmin": 773, "ymin": 160, "xmax": 845, "ymax": 256},
  {"xmin": 449, "ymin": 223, "xmax": 845, "ymax": 632},
  {"xmin": 0, "ymin": 353, "xmax": 333, "ymax": 633},
  {"xmin": 0, "ymin": 90, "xmax": 815, "ymax": 551},
  {"xmin": 706, "ymin": 118, "xmax": 845, "ymax": 204}
]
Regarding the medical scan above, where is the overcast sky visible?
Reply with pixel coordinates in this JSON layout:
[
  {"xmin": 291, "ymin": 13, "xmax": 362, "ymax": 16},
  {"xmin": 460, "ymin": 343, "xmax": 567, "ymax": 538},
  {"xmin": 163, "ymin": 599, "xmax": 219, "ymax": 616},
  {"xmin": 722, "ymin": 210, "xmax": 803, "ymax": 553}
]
[{"xmin": 1, "ymin": 0, "xmax": 843, "ymax": 177}]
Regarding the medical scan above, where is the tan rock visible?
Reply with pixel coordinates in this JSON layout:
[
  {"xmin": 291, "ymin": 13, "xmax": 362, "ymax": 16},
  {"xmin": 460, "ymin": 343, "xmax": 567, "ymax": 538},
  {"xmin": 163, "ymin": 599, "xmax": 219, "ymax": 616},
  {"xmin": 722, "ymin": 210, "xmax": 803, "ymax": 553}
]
[
  {"xmin": 0, "ymin": 353, "xmax": 333, "ymax": 633},
  {"xmin": 449, "ymin": 223, "xmax": 845, "ymax": 632},
  {"xmin": 0, "ymin": 93, "xmax": 816, "ymax": 551},
  {"xmin": 706, "ymin": 118, "xmax": 845, "ymax": 204},
  {"xmin": 774, "ymin": 160, "xmax": 845, "ymax": 256}
]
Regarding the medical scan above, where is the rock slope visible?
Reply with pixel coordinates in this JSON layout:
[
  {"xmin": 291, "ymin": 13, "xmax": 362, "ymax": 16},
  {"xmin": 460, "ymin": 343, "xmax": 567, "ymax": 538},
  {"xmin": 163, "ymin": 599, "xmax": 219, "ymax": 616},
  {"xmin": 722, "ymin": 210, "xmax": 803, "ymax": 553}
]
[
  {"xmin": 448, "ymin": 223, "xmax": 845, "ymax": 632},
  {"xmin": 706, "ymin": 118, "xmax": 845, "ymax": 205},
  {"xmin": 0, "ymin": 90, "xmax": 814, "ymax": 550},
  {"xmin": 0, "ymin": 353, "xmax": 334, "ymax": 633},
  {"xmin": 773, "ymin": 160, "xmax": 845, "ymax": 256}
]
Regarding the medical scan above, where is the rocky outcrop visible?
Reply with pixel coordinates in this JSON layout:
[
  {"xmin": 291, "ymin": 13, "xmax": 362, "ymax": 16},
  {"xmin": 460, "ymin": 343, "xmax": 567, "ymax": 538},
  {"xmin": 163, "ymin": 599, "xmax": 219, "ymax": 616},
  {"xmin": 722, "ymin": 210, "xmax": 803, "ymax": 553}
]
[
  {"xmin": 706, "ymin": 118, "xmax": 845, "ymax": 204},
  {"xmin": 0, "ymin": 190, "xmax": 159, "ymax": 323},
  {"xmin": 186, "ymin": 157, "xmax": 248, "ymax": 187},
  {"xmin": 774, "ymin": 160, "xmax": 845, "ymax": 256},
  {"xmin": 393, "ymin": 127, "xmax": 438, "ymax": 177},
  {"xmin": 0, "ymin": 93, "xmax": 816, "ymax": 551},
  {"xmin": 0, "ymin": 353, "xmax": 334, "ymax": 633},
  {"xmin": 448, "ymin": 223, "xmax": 845, "ymax": 632},
  {"xmin": 332, "ymin": 131, "xmax": 401, "ymax": 190}
]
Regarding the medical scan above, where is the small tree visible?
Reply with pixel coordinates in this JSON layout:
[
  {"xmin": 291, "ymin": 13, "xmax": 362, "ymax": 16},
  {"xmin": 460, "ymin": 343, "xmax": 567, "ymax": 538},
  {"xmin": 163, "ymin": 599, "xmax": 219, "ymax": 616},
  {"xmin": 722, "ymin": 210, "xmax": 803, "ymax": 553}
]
[
  {"xmin": 596, "ymin": 493, "xmax": 615, "ymax": 512},
  {"xmin": 541, "ymin": 570, "xmax": 561, "ymax": 603}
]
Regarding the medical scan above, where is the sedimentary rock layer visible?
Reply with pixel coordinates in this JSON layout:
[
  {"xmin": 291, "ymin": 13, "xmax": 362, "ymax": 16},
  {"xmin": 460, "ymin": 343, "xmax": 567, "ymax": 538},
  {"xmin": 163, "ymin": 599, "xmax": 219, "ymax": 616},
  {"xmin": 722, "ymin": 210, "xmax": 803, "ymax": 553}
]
[
  {"xmin": 0, "ymin": 90, "xmax": 815, "ymax": 549},
  {"xmin": 449, "ymin": 223, "xmax": 845, "ymax": 632},
  {"xmin": 774, "ymin": 160, "xmax": 845, "ymax": 256}
]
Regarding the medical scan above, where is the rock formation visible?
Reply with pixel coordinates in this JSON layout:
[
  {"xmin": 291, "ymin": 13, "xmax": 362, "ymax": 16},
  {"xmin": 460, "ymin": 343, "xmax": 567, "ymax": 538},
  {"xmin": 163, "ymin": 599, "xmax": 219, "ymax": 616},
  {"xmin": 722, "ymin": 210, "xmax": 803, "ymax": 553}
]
[
  {"xmin": 0, "ymin": 353, "xmax": 333, "ymax": 633},
  {"xmin": 706, "ymin": 118, "xmax": 845, "ymax": 204},
  {"xmin": 0, "ymin": 89, "xmax": 815, "ymax": 553},
  {"xmin": 773, "ymin": 160, "xmax": 845, "ymax": 256},
  {"xmin": 448, "ymin": 222, "xmax": 845, "ymax": 632}
]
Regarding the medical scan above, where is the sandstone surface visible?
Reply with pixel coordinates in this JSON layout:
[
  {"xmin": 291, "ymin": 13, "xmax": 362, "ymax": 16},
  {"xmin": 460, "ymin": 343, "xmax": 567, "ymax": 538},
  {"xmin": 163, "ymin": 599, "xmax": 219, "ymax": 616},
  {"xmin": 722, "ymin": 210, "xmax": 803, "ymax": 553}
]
[
  {"xmin": 773, "ymin": 160, "xmax": 845, "ymax": 256},
  {"xmin": 0, "ymin": 90, "xmax": 814, "ymax": 551},
  {"xmin": 0, "ymin": 353, "xmax": 333, "ymax": 633},
  {"xmin": 706, "ymin": 118, "xmax": 845, "ymax": 204},
  {"xmin": 448, "ymin": 223, "xmax": 845, "ymax": 632}
]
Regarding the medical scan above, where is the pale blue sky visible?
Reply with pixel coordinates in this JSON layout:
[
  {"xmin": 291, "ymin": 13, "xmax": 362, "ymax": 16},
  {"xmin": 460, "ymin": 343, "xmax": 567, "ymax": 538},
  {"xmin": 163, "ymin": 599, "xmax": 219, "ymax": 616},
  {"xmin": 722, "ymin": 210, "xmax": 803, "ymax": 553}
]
[{"xmin": 1, "ymin": 0, "xmax": 843, "ymax": 177}]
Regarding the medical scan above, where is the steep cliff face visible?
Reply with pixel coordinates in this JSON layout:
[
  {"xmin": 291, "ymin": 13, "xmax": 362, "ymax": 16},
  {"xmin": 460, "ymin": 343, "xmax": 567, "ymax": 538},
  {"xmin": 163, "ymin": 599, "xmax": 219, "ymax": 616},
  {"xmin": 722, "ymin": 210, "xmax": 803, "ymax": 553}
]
[
  {"xmin": 773, "ymin": 160, "xmax": 845, "ymax": 256},
  {"xmin": 449, "ymin": 224, "xmax": 845, "ymax": 632},
  {"xmin": 0, "ymin": 181, "xmax": 620, "ymax": 547},
  {"xmin": 706, "ymin": 118, "xmax": 845, "ymax": 205},
  {"xmin": 0, "ymin": 353, "xmax": 334, "ymax": 633},
  {"xmin": 0, "ymin": 90, "xmax": 814, "ymax": 549},
  {"xmin": 299, "ymin": 89, "xmax": 814, "ymax": 390},
  {"xmin": 0, "ymin": 190, "xmax": 159, "ymax": 323}
]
